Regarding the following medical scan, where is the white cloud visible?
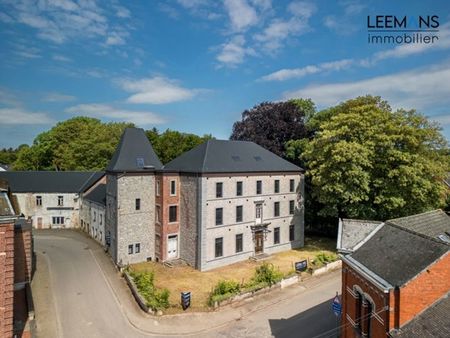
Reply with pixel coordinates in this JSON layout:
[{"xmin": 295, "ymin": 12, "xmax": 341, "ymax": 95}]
[
  {"xmin": 261, "ymin": 59, "xmax": 353, "ymax": 81},
  {"xmin": 105, "ymin": 31, "xmax": 127, "ymax": 46},
  {"xmin": 52, "ymin": 54, "xmax": 72, "ymax": 62},
  {"xmin": 65, "ymin": 103, "xmax": 166, "ymax": 125},
  {"xmin": 224, "ymin": 0, "xmax": 259, "ymax": 32},
  {"xmin": 118, "ymin": 77, "xmax": 199, "ymax": 104},
  {"xmin": 341, "ymin": 0, "xmax": 365, "ymax": 15},
  {"xmin": 14, "ymin": 44, "xmax": 41, "ymax": 59},
  {"xmin": 283, "ymin": 63, "xmax": 450, "ymax": 111},
  {"xmin": 42, "ymin": 92, "xmax": 76, "ymax": 102},
  {"xmin": 2, "ymin": 1, "xmax": 130, "ymax": 45},
  {"xmin": 216, "ymin": 35, "xmax": 255, "ymax": 67},
  {"xmin": 432, "ymin": 114, "xmax": 450, "ymax": 126},
  {"xmin": 0, "ymin": 108, "xmax": 54, "ymax": 124}
]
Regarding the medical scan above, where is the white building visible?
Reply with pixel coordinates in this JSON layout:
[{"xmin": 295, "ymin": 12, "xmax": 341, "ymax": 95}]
[{"xmin": 80, "ymin": 177, "xmax": 106, "ymax": 245}]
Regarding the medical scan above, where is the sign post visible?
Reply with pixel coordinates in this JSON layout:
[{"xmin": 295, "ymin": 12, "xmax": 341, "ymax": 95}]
[{"xmin": 332, "ymin": 292, "xmax": 342, "ymax": 337}]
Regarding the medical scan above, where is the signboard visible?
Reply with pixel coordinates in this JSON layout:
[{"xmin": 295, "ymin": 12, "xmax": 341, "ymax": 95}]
[
  {"xmin": 181, "ymin": 291, "xmax": 191, "ymax": 310},
  {"xmin": 332, "ymin": 295, "xmax": 342, "ymax": 317},
  {"xmin": 295, "ymin": 260, "xmax": 308, "ymax": 272}
]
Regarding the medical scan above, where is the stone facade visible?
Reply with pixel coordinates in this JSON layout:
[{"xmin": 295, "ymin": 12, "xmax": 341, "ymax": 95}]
[
  {"xmin": 80, "ymin": 198, "xmax": 105, "ymax": 246},
  {"xmin": 107, "ymin": 173, "xmax": 156, "ymax": 266},
  {"xmin": 197, "ymin": 172, "xmax": 304, "ymax": 271},
  {"xmin": 14, "ymin": 192, "xmax": 80, "ymax": 229}
]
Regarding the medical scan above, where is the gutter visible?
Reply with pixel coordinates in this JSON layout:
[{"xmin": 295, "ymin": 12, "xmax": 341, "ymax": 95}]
[{"xmin": 342, "ymin": 254, "xmax": 394, "ymax": 292}]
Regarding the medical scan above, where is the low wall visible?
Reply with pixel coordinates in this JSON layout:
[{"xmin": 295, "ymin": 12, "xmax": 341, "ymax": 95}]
[
  {"xmin": 312, "ymin": 260, "xmax": 342, "ymax": 276},
  {"xmin": 123, "ymin": 273, "xmax": 150, "ymax": 313}
]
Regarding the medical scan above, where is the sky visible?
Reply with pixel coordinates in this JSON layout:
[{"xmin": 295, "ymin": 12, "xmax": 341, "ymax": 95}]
[{"xmin": 0, "ymin": 0, "xmax": 450, "ymax": 148}]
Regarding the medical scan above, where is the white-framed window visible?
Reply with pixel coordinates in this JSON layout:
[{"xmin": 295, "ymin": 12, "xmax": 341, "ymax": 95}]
[
  {"xmin": 36, "ymin": 195, "xmax": 42, "ymax": 206},
  {"xmin": 156, "ymin": 179, "xmax": 161, "ymax": 196},
  {"xmin": 128, "ymin": 244, "xmax": 134, "ymax": 255},
  {"xmin": 58, "ymin": 195, "xmax": 64, "ymax": 206},
  {"xmin": 135, "ymin": 243, "xmax": 141, "ymax": 254}
]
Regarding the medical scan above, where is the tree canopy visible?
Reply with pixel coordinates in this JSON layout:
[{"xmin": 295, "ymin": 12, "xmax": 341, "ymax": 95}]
[
  {"xmin": 230, "ymin": 99, "xmax": 314, "ymax": 157},
  {"xmin": 295, "ymin": 96, "xmax": 448, "ymax": 220}
]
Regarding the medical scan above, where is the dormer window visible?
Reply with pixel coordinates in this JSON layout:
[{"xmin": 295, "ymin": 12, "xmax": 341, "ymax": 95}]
[{"xmin": 136, "ymin": 157, "xmax": 144, "ymax": 168}]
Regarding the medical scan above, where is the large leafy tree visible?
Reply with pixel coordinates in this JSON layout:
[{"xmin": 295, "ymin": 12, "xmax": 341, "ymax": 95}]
[
  {"xmin": 230, "ymin": 99, "xmax": 314, "ymax": 157},
  {"xmin": 146, "ymin": 129, "xmax": 213, "ymax": 164},
  {"xmin": 301, "ymin": 96, "xmax": 448, "ymax": 220},
  {"xmin": 14, "ymin": 117, "xmax": 133, "ymax": 171}
]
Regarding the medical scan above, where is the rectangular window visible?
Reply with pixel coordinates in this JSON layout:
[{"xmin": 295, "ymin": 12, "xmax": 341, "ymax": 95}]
[
  {"xmin": 169, "ymin": 206, "xmax": 177, "ymax": 223},
  {"xmin": 52, "ymin": 216, "xmax": 64, "ymax": 225},
  {"xmin": 290, "ymin": 179, "xmax": 295, "ymax": 192},
  {"xmin": 36, "ymin": 196, "xmax": 42, "ymax": 206},
  {"xmin": 135, "ymin": 198, "xmax": 141, "ymax": 210},
  {"xmin": 135, "ymin": 243, "xmax": 141, "ymax": 254},
  {"xmin": 128, "ymin": 244, "xmax": 134, "ymax": 254},
  {"xmin": 289, "ymin": 200, "xmax": 295, "ymax": 215},
  {"xmin": 170, "ymin": 180, "xmax": 177, "ymax": 196},
  {"xmin": 215, "ymin": 237, "xmax": 223, "ymax": 258},
  {"xmin": 215, "ymin": 208, "xmax": 223, "ymax": 225},
  {"xmin": 274, "ymin": 227, "xmax": 280, "ymax": 244},
  {"xmin": 58, "ymin": 195, "xmax": 64, "ymax": 206},
  {"xmin": 236, "ymin": 234, "xmax": 243, "ymax": 253},
  {"xmin": 156, "ymin": 180, "xmax": 161, "ymax": 196},
  {"xmin": 216, "ymin": 182, "xmax": 223, "ymax": 198},
  {"xmin": 156, "ymin": 205, "xmax": 161, "ymax": 223},
  {"xmin": 289, "ymin": 225, "xmax": 295, "ymax": 241},
  {"xmin": 256, "ymin": 180, "xmax": 262, "ymax": 195},
  {"xmin": 274, "ymin": 202, "xmax": 280, "ymax": 217},
  {"xmin": 236, "ymin": 205, "xmax": 243, "ymax": 222},
  {"xmin": 236, "ymin": 181, "xmax": 243, "ymax": 196},
  {"xmin": 100, "ymin": 214, "xmax": 103, "ymax": 225},
  {"xmin": 93, "ymin": 211, "xmax": 96, "ymax": 222},
  {"xmin": 274, "ymin": 179, "xmax": 280, "ymax": 193}
]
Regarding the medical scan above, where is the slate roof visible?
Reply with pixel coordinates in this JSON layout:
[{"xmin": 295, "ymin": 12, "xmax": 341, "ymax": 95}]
[
  {"xmin": 337, "ymin": 218, "xmax": 383, "ymax": 253},
  {"xmin": 388, "ymin": 210, "xmax": 450, "ymax": 243},
  {"xmin": 0, "ymin": 171, "xmax": 104, "ymax": 193},
  {"xmin": 106, "ymin": 128, "xmax": 162, "ymax": 172},
  {"xmin": 390, "ymin": 293, "xmax": 450, "ymax": 338},
  {"xmin": 84, "ymin": 183, "xmax": 106, "ymax": 206},
  {"xmin": 79, "ymin": 172, "xmax": 105, "ymax": 192},
  {"xmin": 350, "ymin": 223, "xmax": 449, "ymax": 287},
  {"xmin": 164, "ymin": 139, "xmax": 302, "ymax": 173}
]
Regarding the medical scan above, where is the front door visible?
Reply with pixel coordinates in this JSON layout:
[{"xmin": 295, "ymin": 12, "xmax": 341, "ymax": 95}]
[
  {"xmin": 168, "ymin": 235, "xmax": 178, "ymax": 259},
  {"xmin": 37, "ymin": 217, "xmax": 42, "ymax": 229},
  {"xmin": 255, "ymin": 231, "xmax": 264, "ymax": 254}
]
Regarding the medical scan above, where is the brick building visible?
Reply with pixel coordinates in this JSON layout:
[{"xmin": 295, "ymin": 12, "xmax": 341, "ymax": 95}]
[
  {"xmin": 0, "ymin": 182, "xmax": 34, "ymax": 338},
  {"xmin": 340, "ymin": 210, "xmax": 450, "ymax": 338}
]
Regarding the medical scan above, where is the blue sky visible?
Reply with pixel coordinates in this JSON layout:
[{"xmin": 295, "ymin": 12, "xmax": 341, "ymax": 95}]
[{"xmin": 0, "ymin": 0, "xmax": 449, "ymax": 148}]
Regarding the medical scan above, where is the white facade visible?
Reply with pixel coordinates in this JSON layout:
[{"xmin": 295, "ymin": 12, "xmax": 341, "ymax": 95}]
[
  {"xmin": 14, "ymin": 192, "xmax": 80, "ymax": 229},
  {"xmin": 80, "ymin": 198, "xmax": 106, "ymax": 246},
  {"xmin": 198, "ymin": 173, "xmax": 304, "ymax": 271}
]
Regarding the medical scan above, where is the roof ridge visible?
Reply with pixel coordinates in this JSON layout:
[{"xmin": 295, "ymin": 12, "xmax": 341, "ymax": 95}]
[{"xmin": 388, "ymin": 209, "xmax": 443, "ymax": 222}]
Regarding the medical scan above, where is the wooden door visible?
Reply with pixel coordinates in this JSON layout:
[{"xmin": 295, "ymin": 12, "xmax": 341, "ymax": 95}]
[
  {"xmin": 255, "ymin": 231, "xmax": 264, "ymax": 254},
  {"xmin": 37, "ymin": 217, "xmax": 42, "ymax": 229}
]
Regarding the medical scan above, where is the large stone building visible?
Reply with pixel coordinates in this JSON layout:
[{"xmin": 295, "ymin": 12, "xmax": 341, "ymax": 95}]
[
  {"xmin": 0, "ymin": 171, "xmax": 103, "ymax": 229},
  {"xmin": 104, "ymin": 128, "xmax": 305, "ymax": 270},
  {"xmin": 340, "ymin": 210, "xmax": 450, "ymax": 338}
]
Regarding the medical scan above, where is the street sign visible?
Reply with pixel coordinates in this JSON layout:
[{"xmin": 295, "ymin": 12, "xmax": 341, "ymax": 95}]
[
  {"xmin": 181, "ymin": 291, "xmax": 191, "ymax": 310},
  {"xmin": 332, "ymin": 294, "xmax": 342, "ymax": 317},
  {"xmin": 295, "ymin": 260, "xmax": 308, "ymax": 272}
]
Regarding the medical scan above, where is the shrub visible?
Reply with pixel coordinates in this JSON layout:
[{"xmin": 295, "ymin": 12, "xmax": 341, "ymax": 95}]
[
  {"xmin": 251, "ymin": 262, "xmax": 283, "ymax": 286},
  {"xmin": 314, "ymin": 252, "xmax": 337, "ymax": 266},
  {"xmin": 129, "ymin": 270, "xmax": 170, "ymax": 311},
  {"xmin": 207, "ymin": 279, "xmax": 241, "ymax": 306}
]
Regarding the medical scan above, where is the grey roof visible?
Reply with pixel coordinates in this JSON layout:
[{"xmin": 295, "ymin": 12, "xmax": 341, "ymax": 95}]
[
  {"xmin": 388, "ymin": 210, "xmax": 450, "ymax": 243},
  {"xmin": 390, "ymin": 293, "xmax": 450, "ymax": 338},
  {"xmin": 164, "ymin": 139, "xmax": 302, "ymax": 173},
  {"xmin": 337, "ymin": 218, "xmax": 383, "ymax": 253},
  {"xmin": 79, "ymin": 172, "xmax": 105, "ymax": 192},
  {"xmin": 106, "ymin": 128, "xmax": 162, "ymax": 172},
  {"xmin": 350, "ymin": 223, "xmax": 449, "ymax": 287},
  {"xmin": 0, "ymin": 171, "xmax": 104, "ymax": 193},
  {"xmin": 0, "ymin": 164, "xmax": 9, "ymax": 171},
  {"xmin": 0, "ymin": 190, "xmax": 14, "ymax": 216},
  {"xmin": 84, "ymin": 183, "xmax": 106, "ymax": 206}
]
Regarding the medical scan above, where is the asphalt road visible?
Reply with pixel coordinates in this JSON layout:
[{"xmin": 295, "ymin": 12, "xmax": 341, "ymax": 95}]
[{"xmin": 32, "ymin": 230, "xmax": 341, "ymax": 338}]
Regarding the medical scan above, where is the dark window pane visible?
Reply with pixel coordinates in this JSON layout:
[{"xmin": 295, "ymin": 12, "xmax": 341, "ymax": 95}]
[
  {"xmin": 128, "ymin": 244, "xmax": 133, "ymax": 254},
  {"xmin": 215, "ymin": 237, "xmax": 223, "ymax": 257},
  {"xmin": 290, "ymin": 179, "xmax": 295, "ymax": 192},
  {"xmin": 236, "ymin": 181, "xmax": 243, "ymax": 196},
  {"xmin": 289, "ymin": 225, "xmax": 295, "ymax": 241},
  {"xmin": 169, "ymin": 206, "xmax": 177, "ymax": 222},
  {"xmin": 216, "ymin": 182, "xmax": 223, "ymax": 198},
  {"xmin": 170, "ymin": 180, "xmax": 176, "ymax": 195},
  {"xmin": 256, "ymin": 180, "xmax": 262, "ymax": 195},
  {"xmin": 215, "ymin": 208, "xmax": 223, "ymax": 225},
  {"xmin": 274, "ymin": 227, "xmax": 280, "ymax": 244},
  {"xmin": 135, "ymin": 243, "xmax": 140, "ymax": 253},
  {"xmin": 289, "ymin": 200, "xmax": 295, "ymax": 215},
  {"xmin": 274, "ymin": 180, "xmax": 280, "ymax": 193},
  {"xmin": 236, "ymin": 234, "xmax": 243, "ymax": 253},
  {"xmin": 236, "ymin": 206, "xmax": 243, "ymax": 222},
  {"xmin": 135, "ymin": 198, "xmax": 141, "ymax": 210},
  {"xmin": 274, "ymin": 202, "xmax": 280, "ymax": 217}
]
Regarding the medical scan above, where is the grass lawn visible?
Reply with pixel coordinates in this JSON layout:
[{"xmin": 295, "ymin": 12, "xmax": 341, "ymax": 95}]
[{"xmin": 131, "ymin": 236, "xmax": 337, "ymax": 313}]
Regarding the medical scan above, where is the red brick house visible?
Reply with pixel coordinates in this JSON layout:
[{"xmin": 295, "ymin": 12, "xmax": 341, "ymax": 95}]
[
  {"xmin": 0, "ymin": 182, "xmax": 34, "ymax": 338},
  {"xmin": 341, "ymin": 210, "xmax": 450, "ymax": 338}
]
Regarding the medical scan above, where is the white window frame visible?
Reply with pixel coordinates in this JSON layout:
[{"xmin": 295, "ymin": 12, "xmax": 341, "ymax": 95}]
[{"xmin": 170, "ymin": 179, "xmax": 177, "ymax": 196}]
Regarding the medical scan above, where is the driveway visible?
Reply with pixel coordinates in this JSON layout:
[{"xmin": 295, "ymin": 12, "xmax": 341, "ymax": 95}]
[{"xmin": 32, "ymin": 230, "xmax": 341, "ymax": 338}]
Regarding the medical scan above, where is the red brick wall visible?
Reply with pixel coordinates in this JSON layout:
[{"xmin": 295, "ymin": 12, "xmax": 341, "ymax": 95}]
[
  {"xmin": 395, "ymin": 252, "xmax": 450, "ymax": 328},
  {"xmin": 14, "ymin": 226, "xmax": 33, "ymax": 284},
  {"xmin": 159, "ymin": 174, "xmax": 180, "ymax": 261},
  {"xmin": 341, "ymin": 262, "xmax": 390, "ymax": 338},
  {"xmin": 0, "ymin": 221, "xmax": 15, "ymax": 338}
]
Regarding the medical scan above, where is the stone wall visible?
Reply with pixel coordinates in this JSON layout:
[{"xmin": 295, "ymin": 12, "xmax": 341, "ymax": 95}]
[
  {"xmin": 116, "ymin": 173, "xmax": 156, "ymax": 265},
  {"xmin": 105, "ymin": 174, "xmax": 118, "ymax": 263},
  {"xmin": 80, "ymin": 199, "xmax": 106, "ymax": 246},
  {"xmin": 179, "ymin": 175, "xmax": 199, "ymax": 268}
]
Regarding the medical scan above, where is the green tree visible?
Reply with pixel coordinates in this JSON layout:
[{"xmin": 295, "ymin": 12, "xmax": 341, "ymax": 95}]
[
  {"xmin": 146, "ymin": 129, "xmax": 213, "ymax": 164},
  {"xmin": 300, "ymin": 96, "xmax": 448, "ymax": 220}
]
